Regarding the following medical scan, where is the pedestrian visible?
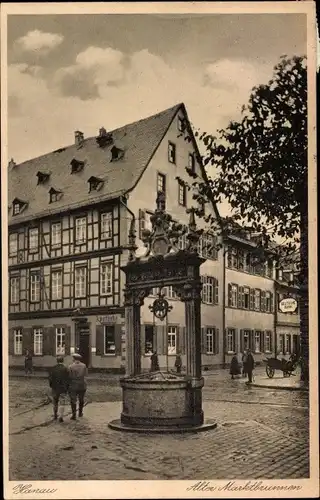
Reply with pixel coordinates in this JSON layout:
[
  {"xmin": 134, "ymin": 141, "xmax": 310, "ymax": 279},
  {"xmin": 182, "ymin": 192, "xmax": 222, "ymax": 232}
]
[
  {"xmin": 24, "ymin": 349, "xmax": 33, "ymax": 375},
  {"xmin": 49, "ymin": 356, "xmax": 70, "ymax": 422},
  {"xmin": 68, "ymin": 353, "xmax": 87, "ymax": 420},
  {"xmin": 246, "ymin": 349, "xmax": 255, "ymax": 384},
  {"xmin": 174, "ymin": 352, "xmax": 182, "ymax": 374},
  {"xmin": 150, "ymin": 351, "xmax": 160, "ymax": 372},
  {"xmin": 242, "ymin": 350, "xmax": 248, "ymax": 378},
  {"xmin": 230, "ymin": 353, "xmax": 241, "ymax": 379}
]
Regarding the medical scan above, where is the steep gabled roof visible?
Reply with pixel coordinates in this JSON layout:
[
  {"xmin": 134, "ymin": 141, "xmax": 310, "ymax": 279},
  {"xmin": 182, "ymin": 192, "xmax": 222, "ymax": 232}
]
[{"xmin": 8, "ymin": 103, "xmax": 182, "ymax": 225}]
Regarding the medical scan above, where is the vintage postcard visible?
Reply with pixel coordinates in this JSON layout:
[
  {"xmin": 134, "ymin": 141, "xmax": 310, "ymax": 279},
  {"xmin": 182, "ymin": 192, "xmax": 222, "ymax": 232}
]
[{"xmin": 1, "ymin": 1, "xmax": 318, "ymax": 499}]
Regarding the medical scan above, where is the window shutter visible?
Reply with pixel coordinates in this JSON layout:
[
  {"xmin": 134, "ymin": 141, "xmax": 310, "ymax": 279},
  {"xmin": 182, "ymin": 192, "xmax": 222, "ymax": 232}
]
[
  {"xmin": 228, "ymin": 284, "xmax": 232, "ymax": 307},
  {"xmin": 234, "ymin": 328, "xmax": 239, "ymax": 353},
  {"xmin": 270, "ymin": 293, "xmax": 274, "ymax": 313},
  {"xmin": 139, "ymin": 209, "xmax": 146, "ymax": 239},
  {"xmin": 22, "ymin": 328, "xmax": 33, "ymax": 355},
  {"xmin": 115, "ymin": 324, "xmax": 122, "ymax": 355},
  {"xmin": 270, "ymin": 330, "xmax": 273, "ymax": 353},
  {"xmin": 179, "ymin": 326, "xmax": 186, "ymax": 354},
  {"xmin": 238, "ymin": 286, "xmax": 243, "ymax": 308},
  {"xmin": 224, "ymin": 328, "xmax": 228, "ymax": 353},
  {"xmin": 249, "ymin": 289, "xmax": 255, "ymax": 310},
  {"xmin": 214, "ymin": 279, "xmax": 219, "ymax": 304},
  {"xmin": 52, "ymin": 326, "xmax": 57, "ymax": 355},
  {"xmin": 9, "ymin": 328, "xmax": 14, "ymax": 355},
  {"xmin": 65, "ymin": 326, "xmax": 71, "ymax": 356},
  {"xmin": 95, "ymin": 325, "xmax": 104, "ymax": 356},
  {"xmin": 157, "ymin": 324, "xmax": 166, "ymax": 355},
  {"xmin": 43, "ymin": 327, "xmax": 53, "ymax": 355},
  {"xmin": 261, "ymin": 331, "xmax": 265, "ymax": 352},
  {"xmin": 215, "ymin": 328, "xmax": 219, "ymax": 354},
  {"xmin": 240, "ymin": 329, "xmax": 244, "ymax": 353},
  {"xmin": 250, "ymin": 330, "xmax": 254, "ymax": 350},
  {"xmin": 152, "ymin": 324, "xmax": 157, "ymax": 352},
  {"xmin": 261, "ymin": 291, "xmax": 266, "ymax": 312},
  {"xmin": 201, "ymin": 327, "xmax": 206, "ymax": 353}
]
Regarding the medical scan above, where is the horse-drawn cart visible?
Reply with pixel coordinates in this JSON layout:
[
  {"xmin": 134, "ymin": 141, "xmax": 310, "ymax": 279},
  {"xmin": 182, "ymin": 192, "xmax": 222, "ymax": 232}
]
[{"xmin": 264, "ymin": 356, "xmax": 297, "ymax": 378}]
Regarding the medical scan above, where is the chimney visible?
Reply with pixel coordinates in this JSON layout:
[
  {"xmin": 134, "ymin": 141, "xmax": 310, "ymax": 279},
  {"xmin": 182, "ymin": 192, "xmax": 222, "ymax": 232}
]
[
  {"xmin": 8, "ymin": 158, "xmax": 16, "ymax": 169},
  {"xmin": 75, "ymin": 130, "xmax": 84, "ymax": 148},
  {"xmin": 99, "ymin": 127, "xmax": 107, "ymax": 137}
]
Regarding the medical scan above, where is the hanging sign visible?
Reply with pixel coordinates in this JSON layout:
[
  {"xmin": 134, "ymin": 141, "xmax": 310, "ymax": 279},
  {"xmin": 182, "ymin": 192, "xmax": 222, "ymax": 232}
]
[
  {"xmin": 97, "ymin": 314, "xmax": 121, "ymax": 324},
  {"xmin": 279, "ymin": 297, "xmax": 298, "ymax": 313}
]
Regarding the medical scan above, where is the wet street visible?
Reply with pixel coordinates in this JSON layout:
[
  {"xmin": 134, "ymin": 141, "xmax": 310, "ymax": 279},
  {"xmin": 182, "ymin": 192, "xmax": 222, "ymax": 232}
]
[{"xmin": 8, "ymin": 367, "xmax": 309, "ymax": 480}]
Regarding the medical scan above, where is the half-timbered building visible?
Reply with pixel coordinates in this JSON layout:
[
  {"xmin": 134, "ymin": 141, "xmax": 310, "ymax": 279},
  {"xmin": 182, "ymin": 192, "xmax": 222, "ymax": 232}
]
[{"xmin": 8, "ymin": 103, "xmax": 224, "ymax": 371}]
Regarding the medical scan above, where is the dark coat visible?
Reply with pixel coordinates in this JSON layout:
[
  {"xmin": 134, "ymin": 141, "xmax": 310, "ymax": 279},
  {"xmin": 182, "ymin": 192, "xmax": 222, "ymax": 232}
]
[
  {"xmin": 68, "ymin": 361, "xmax": 87, "ymax": 392},
  {"xmin": 246, "ymin": 353, "xmax": 255, "ymax": 371},
  {"xmin": 49, "ymin": 363, "xmax": 69, "ymax": 393},
  {"xmin": 230, "ymin": 356, "xmax": 241, "ymax": 376}
]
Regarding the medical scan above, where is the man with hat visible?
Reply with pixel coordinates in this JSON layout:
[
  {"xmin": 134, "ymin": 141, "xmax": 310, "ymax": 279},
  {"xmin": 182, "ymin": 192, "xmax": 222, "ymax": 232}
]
[
  {"xmin": 68, "ymin": 353, "xmax": 88, "ymax": 420},
  {"xmin": 49, "ymin": 356, "xmax": 70, "ymax": 422}
]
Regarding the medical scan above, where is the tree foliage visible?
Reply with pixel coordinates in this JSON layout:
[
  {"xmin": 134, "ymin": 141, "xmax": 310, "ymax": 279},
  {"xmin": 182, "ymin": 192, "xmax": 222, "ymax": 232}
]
[
  {"xmin": 188, "ymin": 55, "xmax": 307, "ymax": 270},
  {"xmin": 186, "ymin": 55, "xmax": 309, "ymax": 381}
]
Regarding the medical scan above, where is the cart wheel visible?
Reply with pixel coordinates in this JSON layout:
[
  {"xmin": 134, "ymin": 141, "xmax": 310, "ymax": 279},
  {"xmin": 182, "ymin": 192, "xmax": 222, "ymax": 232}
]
[{"xmin": 266, "ymin": 365, "xmax": 275, "ymax": 378}]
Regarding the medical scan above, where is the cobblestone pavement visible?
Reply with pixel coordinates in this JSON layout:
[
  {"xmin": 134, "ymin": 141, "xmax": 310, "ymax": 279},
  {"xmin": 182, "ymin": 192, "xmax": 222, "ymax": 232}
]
[{"xmin": 8, "ymin": 368, "xmax": 310, "ymax": 481}]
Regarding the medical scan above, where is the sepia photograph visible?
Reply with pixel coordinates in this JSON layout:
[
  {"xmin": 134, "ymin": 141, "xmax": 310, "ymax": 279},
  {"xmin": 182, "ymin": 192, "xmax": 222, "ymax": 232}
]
[{"xmin": 1, "ymin": 2, "xmax": 318, "ymax": 498}]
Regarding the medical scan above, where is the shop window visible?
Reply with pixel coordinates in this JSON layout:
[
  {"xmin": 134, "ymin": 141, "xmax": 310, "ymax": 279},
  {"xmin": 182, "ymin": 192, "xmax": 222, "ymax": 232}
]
[
  {"xmin": 104, "ymin": 325, "xmax": 116, "ymax": 355},
  {"xmin": 145, "ymin": 325, "xmax": 154, "ymax": 355}
]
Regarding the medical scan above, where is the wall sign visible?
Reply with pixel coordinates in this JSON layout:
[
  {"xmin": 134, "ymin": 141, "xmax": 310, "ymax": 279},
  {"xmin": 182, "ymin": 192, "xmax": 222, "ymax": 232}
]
[
  {"xmin": 97, "ymin": 314, "xmax": 121, "ymax": 324},
  {"xmin": 279, "ymin": 297, "xmax": 298, "ymax": 313}
]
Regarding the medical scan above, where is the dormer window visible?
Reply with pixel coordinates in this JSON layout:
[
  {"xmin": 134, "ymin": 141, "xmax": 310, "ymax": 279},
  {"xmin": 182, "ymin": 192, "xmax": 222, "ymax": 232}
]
[
  {"xmin": 49, "ymin": 188, "xmax": 62, "ymax": 203},
  {"xmin": 70, "ymin": 158, "xmax": 85, "ymax": 174},
  {"xmin": 88, "ymin": 176, "xmax": 104, "ymax": 192},
  {"xmin": 110, "ymin": 145, "xmax": 124, "ymax": 162},
  {"xmin": 36, "ymin": 171, "xmax": 50, "ymax": 185},
  {"xmin": 96, "ymin": 127, "xmax": 113, "ymax": 148},
  {"xmin": 12, "ymin": 198, "xmax": 27, "ymax": 216}
]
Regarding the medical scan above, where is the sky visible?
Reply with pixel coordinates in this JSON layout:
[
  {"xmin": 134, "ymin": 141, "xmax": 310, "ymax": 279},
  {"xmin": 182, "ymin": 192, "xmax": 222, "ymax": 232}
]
[{"xmin": 7, "ymin": 14, "xmax": 307, "ymax": 169}]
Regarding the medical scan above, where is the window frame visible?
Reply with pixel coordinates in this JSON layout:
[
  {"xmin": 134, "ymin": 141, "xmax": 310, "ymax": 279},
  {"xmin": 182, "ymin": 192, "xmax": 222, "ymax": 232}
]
[
  {"xmin": 28, "ymin": 227, "xmax": 39, "ymax": 254},
  {"xmin": 33, "ymin": 327, "xmax": 43, "ymax": 356},
  {"xmin": 30, "ymin": 272, "xmax": 40, "ymax": 303},
  {"xmin": 254, "ymin": 289, "xmax": 261, "ymax": 311},
  {"xmin": 167, "ymin": 326, "xmax": 177, "ymax": 355},
  {"xmin": 100, "ymin": 261, "xmax": 113, "ymax": 296},
  {"xmin": 243, "ymin": 330, "xmax": 250, "ymax": 351},
  {"xmin": 51, "ymin": 221, "xmax": 62, "ymax": 248},
  {"xmin": 13, "ymin": 328, "xmax": 23, "ymax": 355},
  {"xmin": 264, "ymin": 330, "xmax": 272, "ymax": 353},
  {"xmin": 254, "ymin": 330, "xmax": 262, "ymax": 353},
  {"xmin": 74, "ymin": 266, "xmax": 87, "ymax": 298},
  {"xmin": 55, "ymin": 327, "xmax": 66, "ymax": 356},
  {"xmin": 10, "ymin": 275, "xmax": 20, "ymax": 304},
  {"xmin": 206, "ymin": 327, "xmax": 217, "ymax": 355},
  {"xmin": 168, "ymin": 141, "xmax": 176, "ymax": 164},
  {"xmin": 157, "ymin": 172, "xmax": 166, "ymax": 196},
  {"xmin": 9, "ymin": 232, "xmax": 18, "ymax": 256},
  {"xmin": 188, "ymin": 153, "xmax": 195, "ymax": 173},
  {"xmin": 178, "ymin": 179, "xmax": 187, "ymax": 207},
  {"xmin": 100, "ymin": 212, "xmax": 113, "ymax": 240},
  {"xmin": 177, "ymin": 116, "xmax": 184, "ymax": 132},
  {"xmin": 104, "ymin": 324, "xmax": 116, "ymax": 355},
  {"xmin": 227, "ymin": 328, "xmax": 236, "ymax": 353},
  {"xmin": 230, "ymin": 284, "xmax": 238, "ymax": 308},
  {"xmin": 74, "ymin": 216, "xmax": 87, "ymax": 245},
  {"xmin": 51, "ymin": 269, "xmax": 62, "ymax": 301}
]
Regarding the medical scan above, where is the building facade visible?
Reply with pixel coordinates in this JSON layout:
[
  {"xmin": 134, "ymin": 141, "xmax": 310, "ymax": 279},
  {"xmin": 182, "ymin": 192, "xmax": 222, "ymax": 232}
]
[{"xmin": 8, "ymin": 103, "xmax": 300, "ymax": 371}]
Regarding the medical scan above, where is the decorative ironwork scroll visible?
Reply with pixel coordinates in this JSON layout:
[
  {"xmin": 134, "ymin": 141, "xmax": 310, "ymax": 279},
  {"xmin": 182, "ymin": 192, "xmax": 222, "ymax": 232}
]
[{"xmin": 148, "ymin": 288, "xmax": 173, "ymax": 321}]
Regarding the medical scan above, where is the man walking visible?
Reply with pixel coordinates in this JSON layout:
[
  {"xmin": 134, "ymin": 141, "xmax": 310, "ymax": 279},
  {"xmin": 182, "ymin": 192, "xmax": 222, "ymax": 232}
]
[
  {"xmin": 49, "ymin": 356, "xmax": 69, "ymax": 422},
  {"xmin": 246, "ymin": 349, "xmax": 255, "ymax": 384},
  {"xmin": 68, "ymin": 353, "xmax": 87, "ymax": 420}
]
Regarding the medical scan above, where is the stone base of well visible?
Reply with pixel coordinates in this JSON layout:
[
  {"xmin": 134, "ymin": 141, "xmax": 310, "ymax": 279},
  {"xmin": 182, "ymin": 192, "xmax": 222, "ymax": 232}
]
[{"xmin": 108, "ymin": 371, "xmax": 217, "ymax": 433}]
